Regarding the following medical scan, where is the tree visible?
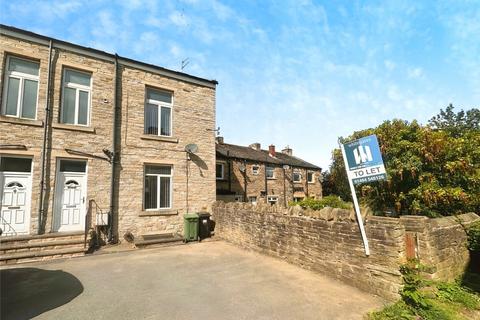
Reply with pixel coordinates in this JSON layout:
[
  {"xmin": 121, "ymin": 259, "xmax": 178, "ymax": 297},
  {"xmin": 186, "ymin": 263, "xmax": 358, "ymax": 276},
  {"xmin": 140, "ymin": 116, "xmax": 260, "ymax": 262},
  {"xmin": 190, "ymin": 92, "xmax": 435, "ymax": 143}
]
[
  {"xmin": 326, "ymin": 107, "xmax": 480, "ymax": 217},
  {"xmin": 429, "ymin": 104, "xmax": 480, "ymax": 137}
]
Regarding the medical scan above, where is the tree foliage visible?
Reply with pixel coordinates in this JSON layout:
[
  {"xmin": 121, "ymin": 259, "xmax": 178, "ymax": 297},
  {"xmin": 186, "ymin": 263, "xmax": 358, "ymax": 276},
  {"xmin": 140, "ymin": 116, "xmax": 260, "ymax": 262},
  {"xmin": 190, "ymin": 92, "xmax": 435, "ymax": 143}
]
[{"xmin": 326, "ymin": 106, "xmax": 480, "ymax": 216}]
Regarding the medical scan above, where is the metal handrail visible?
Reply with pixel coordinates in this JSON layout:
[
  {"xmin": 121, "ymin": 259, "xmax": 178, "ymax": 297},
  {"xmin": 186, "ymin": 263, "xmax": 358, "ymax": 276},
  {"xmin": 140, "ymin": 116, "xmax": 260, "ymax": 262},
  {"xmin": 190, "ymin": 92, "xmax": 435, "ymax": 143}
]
[{"xmin": 0, "ymin": 216, "xmax": 17, "ymax": 236}]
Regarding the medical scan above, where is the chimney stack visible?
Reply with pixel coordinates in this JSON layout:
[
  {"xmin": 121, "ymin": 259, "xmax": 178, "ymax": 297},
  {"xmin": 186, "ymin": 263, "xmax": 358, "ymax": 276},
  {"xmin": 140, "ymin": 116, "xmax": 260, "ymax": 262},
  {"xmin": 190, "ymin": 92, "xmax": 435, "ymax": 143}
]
[
  {"xmin": 249, "ymin": 143, "xmax": 261, "ymax": 151},
  {"xmin": 282, "ymin": 146, "xmax": 292, "ymax": 156},
  {"xmin": 269, "ymin": 145, "xmax": 276, "ymax": 157},
  {"xmin": 216, "ymin": 136, "xmax": 224, "ymax": 144}
]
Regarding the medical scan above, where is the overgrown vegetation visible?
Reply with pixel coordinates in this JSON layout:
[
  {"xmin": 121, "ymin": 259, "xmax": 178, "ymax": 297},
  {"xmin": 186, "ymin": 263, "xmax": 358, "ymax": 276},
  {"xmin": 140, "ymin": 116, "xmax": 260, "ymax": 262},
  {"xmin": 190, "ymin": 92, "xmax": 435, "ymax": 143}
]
[
  {"xmin": 368, "ymin": 260, "xmax": 480, "ymax": 320},
  {"xmin": 288, "ymin": 195, "xmax": 352, "ymax": 210},
  {"xmin": 467, "ymin": 221, "xmax": 480, "ymax": 252},
  {"xmin": 323, "ymin": 105, "xmax": 480, "ymax": 217}
]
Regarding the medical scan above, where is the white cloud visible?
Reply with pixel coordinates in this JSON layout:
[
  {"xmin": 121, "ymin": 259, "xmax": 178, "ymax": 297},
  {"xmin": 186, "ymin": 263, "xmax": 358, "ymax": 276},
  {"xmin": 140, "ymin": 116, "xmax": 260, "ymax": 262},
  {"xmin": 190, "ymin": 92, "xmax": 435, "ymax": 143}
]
[
  {"xmin": 384, "ymin": 60, "xmax": 396, "ymax": 71},
  {"xmin": 407, "ymin": 67, "xmax": 423, "ymax": 79},
  {"xmin": 169, "ymin": 11, "xmax": 189, "ymax": 27}
]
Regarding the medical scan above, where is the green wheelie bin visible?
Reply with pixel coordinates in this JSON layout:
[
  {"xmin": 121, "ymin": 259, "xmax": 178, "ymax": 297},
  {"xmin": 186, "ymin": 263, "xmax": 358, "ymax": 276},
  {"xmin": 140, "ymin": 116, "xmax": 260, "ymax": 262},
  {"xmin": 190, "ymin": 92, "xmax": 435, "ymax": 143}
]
[{"xmin": 183, "ymin": 213, "xmax": 199, "ymax": 242}]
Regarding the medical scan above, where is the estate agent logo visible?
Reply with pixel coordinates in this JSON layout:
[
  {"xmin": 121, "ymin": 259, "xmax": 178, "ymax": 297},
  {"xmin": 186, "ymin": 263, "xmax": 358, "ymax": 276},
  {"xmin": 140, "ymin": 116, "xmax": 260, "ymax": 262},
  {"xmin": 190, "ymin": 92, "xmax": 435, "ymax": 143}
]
[{"xmin": 353, "ymin": 145, "xmax": 373, "ymax": 165}]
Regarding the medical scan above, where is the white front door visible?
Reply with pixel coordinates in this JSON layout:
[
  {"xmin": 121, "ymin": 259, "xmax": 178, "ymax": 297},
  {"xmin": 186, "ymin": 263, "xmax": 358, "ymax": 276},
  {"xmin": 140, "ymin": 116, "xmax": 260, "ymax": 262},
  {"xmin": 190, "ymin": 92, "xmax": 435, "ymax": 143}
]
[
  {"xmin": 0, "ymin": 174, "xmax": 32, "ymax": 236},
  {"xmin": 53, "ymin": 160, "xmax": 87, "ymax": 232}
]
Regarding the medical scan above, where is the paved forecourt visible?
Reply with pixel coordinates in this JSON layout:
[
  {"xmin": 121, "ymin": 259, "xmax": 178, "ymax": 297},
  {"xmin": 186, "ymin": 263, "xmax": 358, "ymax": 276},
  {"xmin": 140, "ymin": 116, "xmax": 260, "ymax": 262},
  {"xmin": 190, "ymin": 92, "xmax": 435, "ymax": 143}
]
[{"xmin": 1, "ymin": 241, "xmax": 383, "ymax": 320}]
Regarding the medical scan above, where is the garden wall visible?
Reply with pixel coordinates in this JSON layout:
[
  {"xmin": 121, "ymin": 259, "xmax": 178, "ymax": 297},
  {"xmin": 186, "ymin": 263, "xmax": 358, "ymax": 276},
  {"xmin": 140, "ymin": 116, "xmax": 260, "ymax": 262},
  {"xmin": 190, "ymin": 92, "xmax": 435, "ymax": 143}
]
[{"xmin": 211, "ymin": 202, "xmax": 479, "ymax": 300}]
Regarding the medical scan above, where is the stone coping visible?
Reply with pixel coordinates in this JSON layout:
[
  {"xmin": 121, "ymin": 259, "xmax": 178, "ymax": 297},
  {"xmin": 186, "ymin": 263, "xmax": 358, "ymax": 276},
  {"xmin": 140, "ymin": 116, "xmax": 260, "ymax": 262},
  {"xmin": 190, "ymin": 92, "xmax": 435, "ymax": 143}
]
[{"xmin": 212, "ymin": 201, "xmax": 479, "ymax": 223}]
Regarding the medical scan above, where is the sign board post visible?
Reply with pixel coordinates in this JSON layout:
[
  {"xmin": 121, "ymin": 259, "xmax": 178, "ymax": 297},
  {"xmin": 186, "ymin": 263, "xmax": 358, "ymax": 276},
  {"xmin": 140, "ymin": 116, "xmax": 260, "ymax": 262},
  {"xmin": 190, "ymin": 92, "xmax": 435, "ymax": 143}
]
[{"xmin": 340, "ymin": 134, "xmax": 387, "ymax": 256}]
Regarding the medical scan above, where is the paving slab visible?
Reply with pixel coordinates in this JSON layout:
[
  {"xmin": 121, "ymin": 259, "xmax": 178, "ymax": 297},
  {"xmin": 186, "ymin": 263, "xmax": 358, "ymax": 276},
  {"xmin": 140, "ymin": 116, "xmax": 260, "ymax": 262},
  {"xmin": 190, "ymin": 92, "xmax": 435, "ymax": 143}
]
[{"xmin": 1, "ymin": 241, "xmax": 384, "ymax": 319}]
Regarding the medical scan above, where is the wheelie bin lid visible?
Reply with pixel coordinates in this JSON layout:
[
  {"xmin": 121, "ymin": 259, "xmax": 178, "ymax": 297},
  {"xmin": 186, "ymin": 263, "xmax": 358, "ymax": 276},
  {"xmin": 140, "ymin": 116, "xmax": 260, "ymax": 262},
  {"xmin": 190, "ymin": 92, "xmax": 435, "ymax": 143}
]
[
  {"xmin": 197, "ymin": 212, "xmax": 211, "ymax": 217},
  {"xmin": 184, "ymin": 213, "xmax": 199, "ymax": 219}
]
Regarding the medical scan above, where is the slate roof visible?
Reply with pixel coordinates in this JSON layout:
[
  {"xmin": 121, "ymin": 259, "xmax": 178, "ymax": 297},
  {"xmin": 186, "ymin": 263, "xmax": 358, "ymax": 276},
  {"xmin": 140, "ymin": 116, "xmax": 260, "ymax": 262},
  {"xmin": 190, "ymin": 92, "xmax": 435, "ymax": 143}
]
[{"xmin": 216, "ymin": 143, "xmax": 321, "ymax": 170}]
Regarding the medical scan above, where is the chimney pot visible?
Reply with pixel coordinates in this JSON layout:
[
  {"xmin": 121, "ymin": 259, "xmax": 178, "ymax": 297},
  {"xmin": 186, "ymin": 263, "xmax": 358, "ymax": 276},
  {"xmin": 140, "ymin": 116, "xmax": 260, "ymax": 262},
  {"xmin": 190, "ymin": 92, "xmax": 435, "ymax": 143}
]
[
  {"xmin": 269, "ymin": 145, "xmax": 276, "ymax": 157},
  {"xmin": 216, "ymin": 136, "xmax": 224, "ymax": 144}
]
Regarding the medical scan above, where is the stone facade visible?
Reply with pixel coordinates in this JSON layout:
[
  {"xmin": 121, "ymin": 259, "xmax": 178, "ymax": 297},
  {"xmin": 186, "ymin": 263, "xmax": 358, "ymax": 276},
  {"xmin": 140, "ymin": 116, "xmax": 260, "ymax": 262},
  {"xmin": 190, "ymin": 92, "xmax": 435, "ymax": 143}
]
[
  {"xmin": 212, "ymin": 202, "xmax": 479, "ymax": 300},
  {"xmin": 216, "ymin": 141, "xmax": 322, "ymax": 206},
  {"xmin": 0, "ymin": 26, "xmax": 216, "ymax": 241}
]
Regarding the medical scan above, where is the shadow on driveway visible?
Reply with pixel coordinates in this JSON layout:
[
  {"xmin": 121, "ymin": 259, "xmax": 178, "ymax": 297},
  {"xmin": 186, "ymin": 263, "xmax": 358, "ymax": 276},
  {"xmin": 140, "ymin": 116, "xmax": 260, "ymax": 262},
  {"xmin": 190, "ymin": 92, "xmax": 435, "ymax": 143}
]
[{"xmin": 1, "ymin": 267, "xmax": 83, "ymax": 320}]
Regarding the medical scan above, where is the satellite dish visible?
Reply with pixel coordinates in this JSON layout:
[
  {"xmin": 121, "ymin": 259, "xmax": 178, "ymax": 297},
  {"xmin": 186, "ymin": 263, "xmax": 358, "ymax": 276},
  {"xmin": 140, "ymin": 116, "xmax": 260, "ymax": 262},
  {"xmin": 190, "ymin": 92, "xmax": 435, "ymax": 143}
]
[
  {"xmin": 185, "ymin": 144, "xmax": 198, "ymax": 154},
  {"xmin": 283, "ymin": 165, "xmax": 290, "ymax": 170}
]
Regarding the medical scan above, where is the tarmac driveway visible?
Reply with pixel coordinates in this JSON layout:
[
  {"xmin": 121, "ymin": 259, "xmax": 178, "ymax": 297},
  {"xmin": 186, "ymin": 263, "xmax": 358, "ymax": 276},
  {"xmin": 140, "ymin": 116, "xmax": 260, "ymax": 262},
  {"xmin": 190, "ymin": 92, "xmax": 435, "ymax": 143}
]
[{"xmin": 1, "ymin": 241, "xmax": 384, "ymax": 319}]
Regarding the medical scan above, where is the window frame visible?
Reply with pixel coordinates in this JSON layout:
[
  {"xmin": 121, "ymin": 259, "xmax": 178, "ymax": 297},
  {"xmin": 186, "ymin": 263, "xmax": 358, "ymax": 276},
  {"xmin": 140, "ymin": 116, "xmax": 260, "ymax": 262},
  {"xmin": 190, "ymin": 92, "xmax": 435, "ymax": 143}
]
[
  {"xmin": 266, "ymin": 166, "xmax": 275, "ymax": 179},
  {"xmin": 143, "ymin": 164, "xmax": 173, "ymax": 211},
  {"xmin": 293, "ymin": 171, "xmax": 302, "ymax": 183},
  {"xmin": 267, "ymin": 195, "xmax": 278, "ymax": 205},
  {"xmin": 252, "ymin": 165, "xmax": 260, "ymax": 175},
  {"xmin": 60, "ymin": 67, "xmax": 92, "ymax": 126},
  {"xmin": 216, "ymin": 162, "xmax": 225, "ymax": 180},
  {"xmin": 248, "ymin": 196, "xmax": 257, "ymax": 205},
  {"xmin": 144, "ymin": 87, "xmax": 173, "ymax": 137},
  {"xmin": 1, "ymin": 55, "xmax": 40, "ymax": 120},
  {"xmin": 307, "ymin": 172, "xmax": 315, "ymax": 183}
]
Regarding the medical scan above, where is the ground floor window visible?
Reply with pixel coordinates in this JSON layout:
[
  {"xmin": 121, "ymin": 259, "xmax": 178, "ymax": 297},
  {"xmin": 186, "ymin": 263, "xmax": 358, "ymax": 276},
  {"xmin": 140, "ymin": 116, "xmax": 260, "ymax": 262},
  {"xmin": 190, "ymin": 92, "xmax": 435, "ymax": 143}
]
[
  {"xmin": 267, "ymin": 195, "xmax": 278, "ymax": 205},
  {"xmin": 144, "ymin": 165, "xmax": 172, "ymax": 210},
  {"xmin": 234, "ymin": 195, "xmax": 243, "ymax": 202},
  {"xmin": 249, "ymin": 196, "xmax": 257, "ymax": 205}
]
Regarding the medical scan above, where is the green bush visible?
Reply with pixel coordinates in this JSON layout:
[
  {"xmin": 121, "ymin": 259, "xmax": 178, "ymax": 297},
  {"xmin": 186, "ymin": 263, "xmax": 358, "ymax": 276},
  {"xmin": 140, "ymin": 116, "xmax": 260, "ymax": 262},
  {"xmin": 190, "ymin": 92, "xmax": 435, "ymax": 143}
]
[
  {"xmin": 288, "ymin": 195, "xmax": 352, "ymax": 210},
  {"xmin": 369, "ymin": 260, "xmax": 480, "ymax": 320},
  {"xmin": 467, "ymin": 221, "xmax": 480, "ymax": 252}
]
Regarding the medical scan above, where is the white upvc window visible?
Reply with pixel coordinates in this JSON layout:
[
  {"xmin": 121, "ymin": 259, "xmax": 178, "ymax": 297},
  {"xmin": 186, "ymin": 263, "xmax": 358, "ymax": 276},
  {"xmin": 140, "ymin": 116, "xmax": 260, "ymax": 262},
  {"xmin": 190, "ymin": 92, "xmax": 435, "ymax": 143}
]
[
  {"xmin": 144, "ymin": 165, "xmax": 172, "ymax": 210},
  {"xmin": 252, "ymin": 165, "xmax": 260, "ymax": 175},
  {"xmin": 266, "ymin": 166, "xmax": 275, "ymax": 179},
  {"xmin": 234, "ymin": 195, "xmax": 243, "ymax": 202},
  {"xmin": 267, "ymin": 195, "xmax": 278, "ymax": 205},
  {"xmin": 249, "ymin": 196, "xmax": 257, "ymax": 205},
  {"xmin": 61, "ymin": 68, "xmax": 92, "ymax": 126},
  {"xmin": 145, "ymin": 88, "xmax": 173, "ymax": 137},
  {"xmin": 216, "ymin": 162, "xmax": 225, "ymax": 180},
  {"xmin": 307, "ymin": 172, "xmax": 315, "ymax": 183},
  {"xmin": 293, "ymin": 171, "xmax": 302, "ymax": 182},
  {"xmin": 2, "ymin": 56, "xmax": 40, "ymax": 119}
]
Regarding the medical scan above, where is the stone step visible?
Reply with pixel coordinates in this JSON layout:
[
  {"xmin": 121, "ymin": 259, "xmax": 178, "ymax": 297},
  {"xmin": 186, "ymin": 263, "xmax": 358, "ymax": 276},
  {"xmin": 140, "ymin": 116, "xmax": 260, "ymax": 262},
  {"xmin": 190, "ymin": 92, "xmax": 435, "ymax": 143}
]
[
  {"xmin": 0, "ymin": 231, "xmax": 85, "ymax": 246},
  {"xmin": 0, "ymin": 247, "xmax": 86, "ymax": 265},
  {"xmin": 134, "ymin": 234, "xmax": 184, "ymax": 248},
  {"xmin": 0, "ymin": 238, "xmax": 86, "ymax": 255}
]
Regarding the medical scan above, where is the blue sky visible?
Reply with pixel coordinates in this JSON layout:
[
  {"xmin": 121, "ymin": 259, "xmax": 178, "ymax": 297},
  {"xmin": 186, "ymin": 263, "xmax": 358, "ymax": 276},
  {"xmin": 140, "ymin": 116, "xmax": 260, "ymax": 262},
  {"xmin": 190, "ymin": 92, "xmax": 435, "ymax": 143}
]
[{"xmin": 2, "ymin": 0, "xmax": 479, "ymax": 169}]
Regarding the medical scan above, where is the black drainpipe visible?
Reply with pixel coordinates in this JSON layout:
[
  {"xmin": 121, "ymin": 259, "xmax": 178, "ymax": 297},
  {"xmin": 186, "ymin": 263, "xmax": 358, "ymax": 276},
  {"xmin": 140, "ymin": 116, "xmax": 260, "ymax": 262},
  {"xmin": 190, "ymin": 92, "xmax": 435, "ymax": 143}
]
[
  {"xmin": 108, "ymin": 54, "xmax": 119, "ymax": 243},
  {"xmin": 243, "ymin": 160, "xmax": 247, "ymax": 202},
  {"xmin": 38, "ymin": 40, "xmax": 53, "ymax": 234},
  {"xmin": 264, "ymin": 162, "xmax": 268, "ymax": 203}
]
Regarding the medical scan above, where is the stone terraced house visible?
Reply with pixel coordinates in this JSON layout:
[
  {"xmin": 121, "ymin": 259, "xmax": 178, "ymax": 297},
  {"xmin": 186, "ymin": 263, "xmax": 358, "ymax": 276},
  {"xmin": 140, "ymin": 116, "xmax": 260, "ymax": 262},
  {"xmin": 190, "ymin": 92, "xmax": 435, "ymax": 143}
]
[
  {"xmin": 215, "ymin": 137, "xmax": 322, "ymax": 207},
  {"xmin": 0, "ymin": 25, "xmax": 217, "ymax": 262}
]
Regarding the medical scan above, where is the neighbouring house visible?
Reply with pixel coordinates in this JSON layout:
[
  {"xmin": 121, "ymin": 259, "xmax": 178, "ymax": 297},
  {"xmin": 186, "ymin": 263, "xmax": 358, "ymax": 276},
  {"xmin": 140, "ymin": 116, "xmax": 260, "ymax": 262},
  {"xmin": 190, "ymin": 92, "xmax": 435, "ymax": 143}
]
[
  {"xmin": 0, "ymin": 25, "xmax": 217, "ymax": 260},
  {"xmin": 215, "ymin": 137, "xmax": 322, "ymax": 206}
]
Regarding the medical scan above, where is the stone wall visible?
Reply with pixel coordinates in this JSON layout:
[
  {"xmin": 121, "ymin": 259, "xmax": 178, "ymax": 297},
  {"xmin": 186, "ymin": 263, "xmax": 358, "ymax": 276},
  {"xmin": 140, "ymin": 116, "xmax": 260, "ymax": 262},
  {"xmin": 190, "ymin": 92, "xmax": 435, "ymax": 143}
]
[{"xmin": 212, "ymin": 202, "xmax": 479, "ymax": 300}]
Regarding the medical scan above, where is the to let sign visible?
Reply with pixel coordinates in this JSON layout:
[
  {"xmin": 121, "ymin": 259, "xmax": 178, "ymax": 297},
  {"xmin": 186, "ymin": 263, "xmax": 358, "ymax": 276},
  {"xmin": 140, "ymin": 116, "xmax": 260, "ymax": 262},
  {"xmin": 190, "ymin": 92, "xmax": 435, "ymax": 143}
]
[{"xmin": 343, "ymin": 134, "xmax": 387, "ymax": 185}]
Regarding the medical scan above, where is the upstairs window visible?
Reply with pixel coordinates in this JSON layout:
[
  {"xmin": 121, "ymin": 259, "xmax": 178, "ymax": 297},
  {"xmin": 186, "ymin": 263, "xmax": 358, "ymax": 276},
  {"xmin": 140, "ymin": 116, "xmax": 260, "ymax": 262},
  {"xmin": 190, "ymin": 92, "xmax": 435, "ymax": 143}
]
[
  {"xmin": 216, "ymin": 162, "xmax": 224, "ymax": 180},
  {"xmin": 293, "ymin": 171, "xmax": 302, "ymax": 182},
  {"xmin": 252, "ymin": 165, "xmax": 260, "ymax": 175},
  {"xmin": 144, "ymin": 165, "xmax": 172, "ymax": 210},
  {"xmin": 61, "ymin": 68, "xmax": 92, "ymax": 126},
  {"xmin": 307, "ymin": 172, "xmax": 314, "ymax": 183},
  {"xmin": 2, "ymin": 56, "xmax": 40, "ymax": 119},
  {"xmin": 145, "ymin": 88, "xmax": 172, "ymax": 136},
  {"xmin": 266, "ymin": 166, "xmax": 275, "ymax": 179}
]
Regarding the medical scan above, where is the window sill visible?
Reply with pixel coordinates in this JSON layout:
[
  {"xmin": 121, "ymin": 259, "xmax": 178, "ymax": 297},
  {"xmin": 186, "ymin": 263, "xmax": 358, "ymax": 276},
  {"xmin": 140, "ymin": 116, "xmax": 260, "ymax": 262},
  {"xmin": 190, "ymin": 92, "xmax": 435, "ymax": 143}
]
[
  {"xmin": 52, "ymin": 123, "xmax": 96, "ymax": 133},
  {"xmin": 267, "ymin": 178, "xmax": 276, "ymax": 180},
  {"xmin": 141, "ymin": 134, "xmax": 179, "ymax": 143},
  {"xmin": 139, "ymin": 210, "xmax": 179, "ymax": 217},
  {"xmin": 0, "ymin": 116, "xmax": 43, "ymax": 127}
]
